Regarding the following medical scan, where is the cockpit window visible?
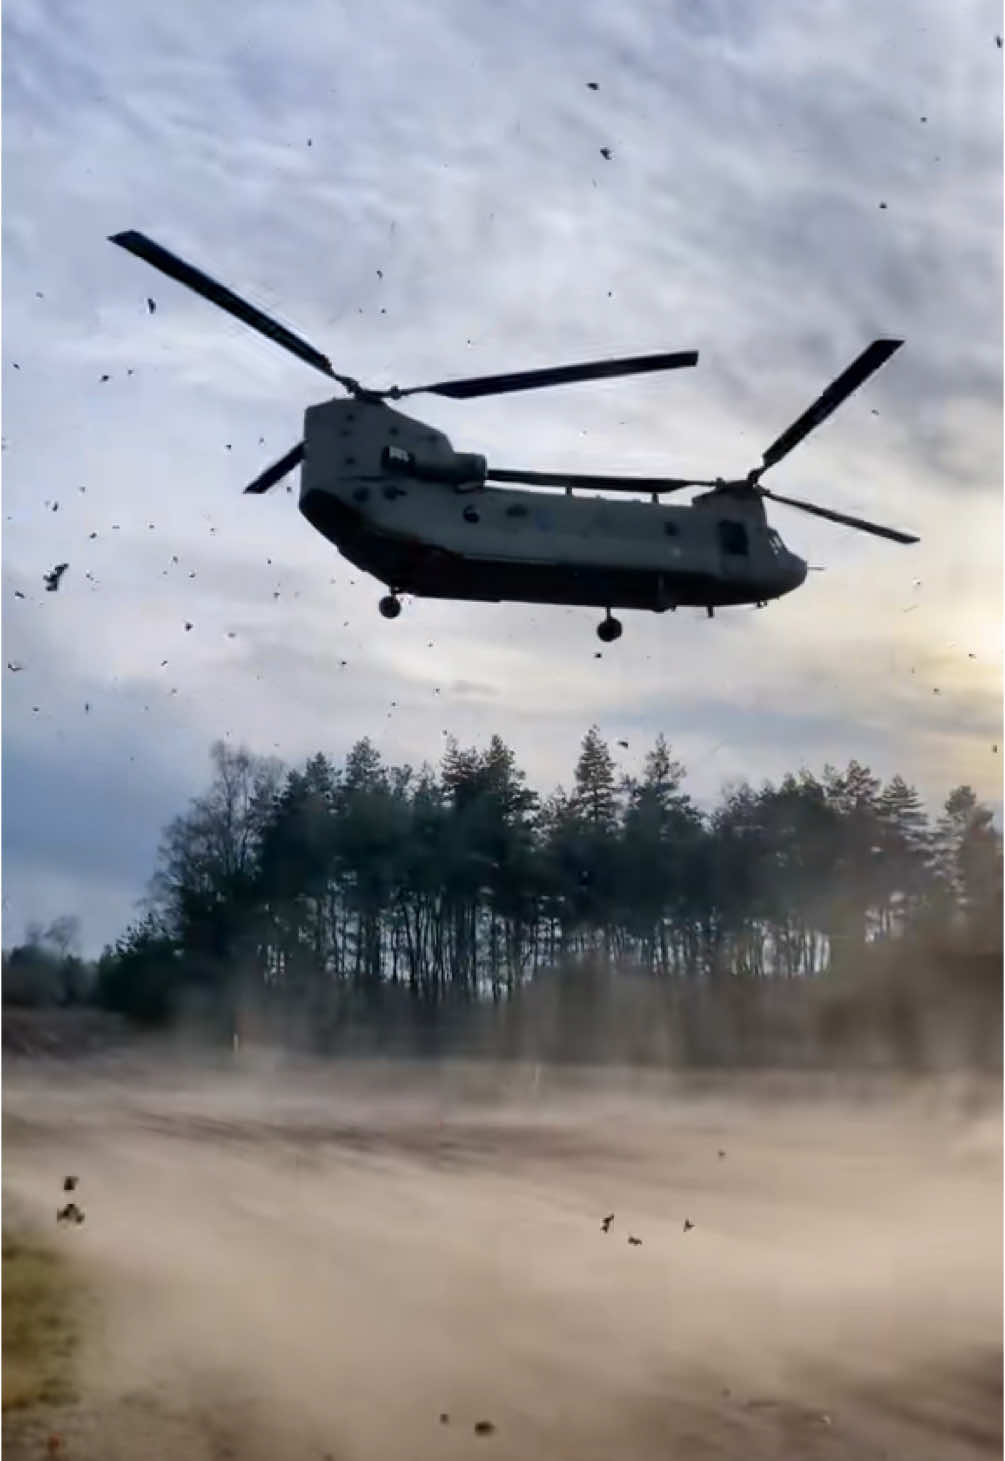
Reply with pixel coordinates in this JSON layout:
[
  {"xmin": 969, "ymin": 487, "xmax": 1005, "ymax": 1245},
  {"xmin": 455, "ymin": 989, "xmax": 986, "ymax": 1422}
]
[{"xmin": 717, "ymin": 520, "xmax": 749, "ymax": 556}]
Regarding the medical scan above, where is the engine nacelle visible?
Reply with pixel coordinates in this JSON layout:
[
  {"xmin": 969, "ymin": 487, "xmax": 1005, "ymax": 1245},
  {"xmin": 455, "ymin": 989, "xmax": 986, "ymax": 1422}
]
[{"xmin": 382, "ymin": 445, "xmax": 487, "ymax": 487}]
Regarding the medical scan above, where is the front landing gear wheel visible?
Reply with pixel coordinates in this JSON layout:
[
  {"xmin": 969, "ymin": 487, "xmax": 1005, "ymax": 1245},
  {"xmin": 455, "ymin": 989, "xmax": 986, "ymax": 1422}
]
[
  {"xmin": 379, "ymin": 594, "xmax": 402, "ymax": 620},
  {"xmin": 596, "ymin": 612, "xmax": 622, "ymax": 643}
]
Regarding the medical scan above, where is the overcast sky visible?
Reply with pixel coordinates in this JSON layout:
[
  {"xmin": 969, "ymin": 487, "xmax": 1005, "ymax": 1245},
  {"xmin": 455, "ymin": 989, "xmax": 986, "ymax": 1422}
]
[{"xmin": 3, "ymin": 0, "xmax": 1002, "ymax": 955}]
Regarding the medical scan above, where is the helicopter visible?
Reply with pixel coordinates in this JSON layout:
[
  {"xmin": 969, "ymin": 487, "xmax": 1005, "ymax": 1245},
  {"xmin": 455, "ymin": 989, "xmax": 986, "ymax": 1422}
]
[{"xmin": 110, "ymin": 230, "xmax": 918, "ymax": 642}]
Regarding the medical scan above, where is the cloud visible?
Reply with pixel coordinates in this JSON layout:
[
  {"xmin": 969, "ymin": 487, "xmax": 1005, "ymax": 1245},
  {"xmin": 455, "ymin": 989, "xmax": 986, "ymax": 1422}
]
[{"xmin": 3, "ymin": 0, "xmax": 1001, "ymax": 952}]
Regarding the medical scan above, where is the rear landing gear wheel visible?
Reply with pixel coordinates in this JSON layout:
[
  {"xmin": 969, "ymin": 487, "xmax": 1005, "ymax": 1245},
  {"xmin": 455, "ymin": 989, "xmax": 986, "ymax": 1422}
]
[
  {"xmin": 379, "ymin": 594, "xmax": 402, "ymax": 620},
  {"xmin": 597, "ymin": 612, "xmax": 622, "ymax": 643}
]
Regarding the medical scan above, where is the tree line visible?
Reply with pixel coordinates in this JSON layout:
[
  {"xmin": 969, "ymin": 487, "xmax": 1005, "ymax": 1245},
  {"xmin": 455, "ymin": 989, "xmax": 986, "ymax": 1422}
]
[{"xmin": 41, "ymin": 728, "xmax": 993, "ymax": 1029}]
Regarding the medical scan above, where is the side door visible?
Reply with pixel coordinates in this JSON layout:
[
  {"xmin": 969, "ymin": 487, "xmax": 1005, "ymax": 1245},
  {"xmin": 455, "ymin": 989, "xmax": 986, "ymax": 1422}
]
[{"xmin": 716, "ymin": 517, "xmax": 751, "ymax": 580}]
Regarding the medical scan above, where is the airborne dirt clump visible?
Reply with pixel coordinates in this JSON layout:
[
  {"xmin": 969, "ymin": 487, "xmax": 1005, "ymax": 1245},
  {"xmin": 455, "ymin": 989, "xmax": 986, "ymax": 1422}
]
[{"xmin": 3, "ymin": 1056, "xmax": 1001, "ymax": 1460}]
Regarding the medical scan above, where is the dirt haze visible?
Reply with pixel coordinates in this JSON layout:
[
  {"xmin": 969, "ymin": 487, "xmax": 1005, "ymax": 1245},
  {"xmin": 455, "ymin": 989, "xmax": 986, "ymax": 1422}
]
[{"xmin": 3, "ymin": 1053, "xmax": 1001, "ymax": 1459}]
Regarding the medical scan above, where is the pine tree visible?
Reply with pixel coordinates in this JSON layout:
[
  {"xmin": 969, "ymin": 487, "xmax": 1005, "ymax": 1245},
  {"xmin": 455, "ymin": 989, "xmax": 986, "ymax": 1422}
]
[{"xmin": 573, "ymin": 726, "xmax": 619, "ymax": 832}]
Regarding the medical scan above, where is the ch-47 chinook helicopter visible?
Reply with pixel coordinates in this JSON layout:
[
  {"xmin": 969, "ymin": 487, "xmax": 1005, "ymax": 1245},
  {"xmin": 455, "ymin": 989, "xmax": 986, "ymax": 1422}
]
[{"xmin": 111, "ymin": 230, "xmax": 919, "ymax": 642}]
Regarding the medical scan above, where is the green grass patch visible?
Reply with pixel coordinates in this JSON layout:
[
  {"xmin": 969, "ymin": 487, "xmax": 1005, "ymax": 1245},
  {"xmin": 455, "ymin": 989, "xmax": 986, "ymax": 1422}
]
[{"xmin": 2, "ymin": 1227, "xmax": 82, "ymax": 1412}]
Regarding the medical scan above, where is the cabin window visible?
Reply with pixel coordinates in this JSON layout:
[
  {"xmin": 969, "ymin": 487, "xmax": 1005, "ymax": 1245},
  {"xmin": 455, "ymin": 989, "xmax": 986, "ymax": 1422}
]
[
  {"xmin": 663, "ymin": 520, "xmax": 678, "ymax": 537},
  {"xmin": 506, "ymin": 503, "xmax": 528, "ymax": 518},
  {"xmin": 718, "ymin": 519, "xmax": 749, "ymax": 556},
  {"xmin": 352, "ymin": 487, "xmax": 370, "ymax": 504},
  {"xmin": 462, "ymin": 505, "xmax": 480, "ymax": 523},
  {"xmin": 767, "ymin": 529, "xmax": 784, "ymax": 556}
]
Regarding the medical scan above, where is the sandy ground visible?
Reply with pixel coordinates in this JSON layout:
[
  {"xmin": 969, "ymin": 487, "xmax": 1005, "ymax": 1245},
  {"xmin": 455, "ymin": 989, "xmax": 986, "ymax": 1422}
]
[{"xmin": 2, "ymin": 1052, "xmax": 1001, "ymax": 1460}]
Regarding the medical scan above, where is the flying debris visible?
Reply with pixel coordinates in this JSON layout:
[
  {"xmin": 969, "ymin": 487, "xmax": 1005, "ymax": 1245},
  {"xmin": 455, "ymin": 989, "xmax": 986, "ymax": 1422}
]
[
  {"xmin": 13, "ymin": 591, "xmax": 24, "ymax": 599},
  {"xmin": 600, "ymin": 147, "xmax": 612, "ymax": 159},
  {"xmin": 474, "ymin": 1421, "xmax": 496, "ymax": 1436},
  {"xmin": 878, "ymin": 201, "xmax": 887, "ymax": 209},
  {"xmin": 147, "ymin": 297, "xmax": 156, "ymax": 313},
  {"xmin": 100, "ymin": 373, "xmax": 110, "ymax": 382},
  {"xmin": 627, "ymin": 1235, "xmax": 642, "ymax": 1246},
  {"xmin": 617, "ymin": 739, "xmax": 629, "ymax": 749},
  {"xmin": 7, "ymin": 662, "xmax": 23, "ymax": 672},
  {"xmin": 44, "ymin": 563, "xmax": 69, "ymax": 593},
  {"xmin": 586, "ymin": 80, "xmax": 599, "ymax": 89},
  {"xmin": 184, "ymin": 621, "xmax": 193, "ymax": 631},
  {"xmin": 439, "ymin": 1413, "xmax": 450, "ymax": 1425},
  {"xmin": 63, "ymin": 1176, "xmax": 78, "ymax": 1191},
  {"xmin": 601, "ymin": 1213, "xmax": 614, "ymax": 1233},
  {"xmin": 683, "ymin": 1219, "xmax": 694, "ymax": 1232}
]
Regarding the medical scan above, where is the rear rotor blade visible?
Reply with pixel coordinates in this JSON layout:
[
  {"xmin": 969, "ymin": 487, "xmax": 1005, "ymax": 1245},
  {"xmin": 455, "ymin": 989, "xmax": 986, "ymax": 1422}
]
[
  {"xmin": 486, "ymin": 467, "xmax": 714, "ymax": 494},
  {"xmin": 244, "ymin": 441, "xmax": 304, "ymax": 495},
  {"xmin": 760, "ymin": 487, "xmax": 919, "ymax": 544},
  {"xmin": 110, "ymin": 232, "xmax": 346, "ymax": 384},
  {"xmin": 393, "ymin": 350, "xmax": 699, "ymax": 401},
  {"xmin": 760, "ymin": 339, "xmax": 903, "ymax": 472}
]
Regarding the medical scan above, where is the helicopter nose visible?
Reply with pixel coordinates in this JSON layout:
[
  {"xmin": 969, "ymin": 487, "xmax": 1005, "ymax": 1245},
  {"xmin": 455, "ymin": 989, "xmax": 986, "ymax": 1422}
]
[{"xmin": 785, "ymin": 553, "xmax": 808, "ymax": 591}]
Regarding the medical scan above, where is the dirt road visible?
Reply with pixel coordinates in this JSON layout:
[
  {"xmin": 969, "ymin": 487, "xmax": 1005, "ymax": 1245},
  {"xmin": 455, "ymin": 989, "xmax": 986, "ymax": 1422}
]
[{"xmin": 3, "ymin": 1055, "xmax": 1001, "ymax": 1459}]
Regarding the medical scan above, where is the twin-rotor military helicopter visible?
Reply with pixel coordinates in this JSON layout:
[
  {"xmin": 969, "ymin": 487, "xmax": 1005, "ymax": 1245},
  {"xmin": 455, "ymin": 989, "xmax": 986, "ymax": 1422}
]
[{"xmin": 110, "ymin": 230, "xmax": 918, "ymax": 642}]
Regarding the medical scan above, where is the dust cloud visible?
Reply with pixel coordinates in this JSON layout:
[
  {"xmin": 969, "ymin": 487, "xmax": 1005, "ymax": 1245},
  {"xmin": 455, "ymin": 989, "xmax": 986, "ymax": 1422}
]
[{"xmin": 3, "ymin": 1054, "xmax": 1001, "ymax": 1460}]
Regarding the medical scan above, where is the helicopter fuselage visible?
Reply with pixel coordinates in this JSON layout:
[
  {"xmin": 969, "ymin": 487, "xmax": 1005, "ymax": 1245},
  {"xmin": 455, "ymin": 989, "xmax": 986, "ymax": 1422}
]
[{"xmin": 298, "ymin": 399, "xmax": 807, "ymax": 613}]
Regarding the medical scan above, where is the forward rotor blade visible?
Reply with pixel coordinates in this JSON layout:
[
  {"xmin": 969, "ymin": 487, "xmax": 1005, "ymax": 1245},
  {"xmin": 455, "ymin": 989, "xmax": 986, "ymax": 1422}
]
[
  {"xmin": 395, "ymin": 350, "xmax": 699, "ymax": 401},
  {"xmin": 760, "ymin": 339, "xmax": 903, "ymax": 472},
  {"xmin": 244, "ymin": 441, "xmax": 305, "ymax": 495},
  {"xmin": 486, "ymin": 467, "xmax": 713, "ymax": 494},
  {"xmin": 759, "ymin": 487, "xmax": 919, "ymax": 544},
  {"xmin": 110, "ymin": 231, "xmax": 343, "ymax": 383}
]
